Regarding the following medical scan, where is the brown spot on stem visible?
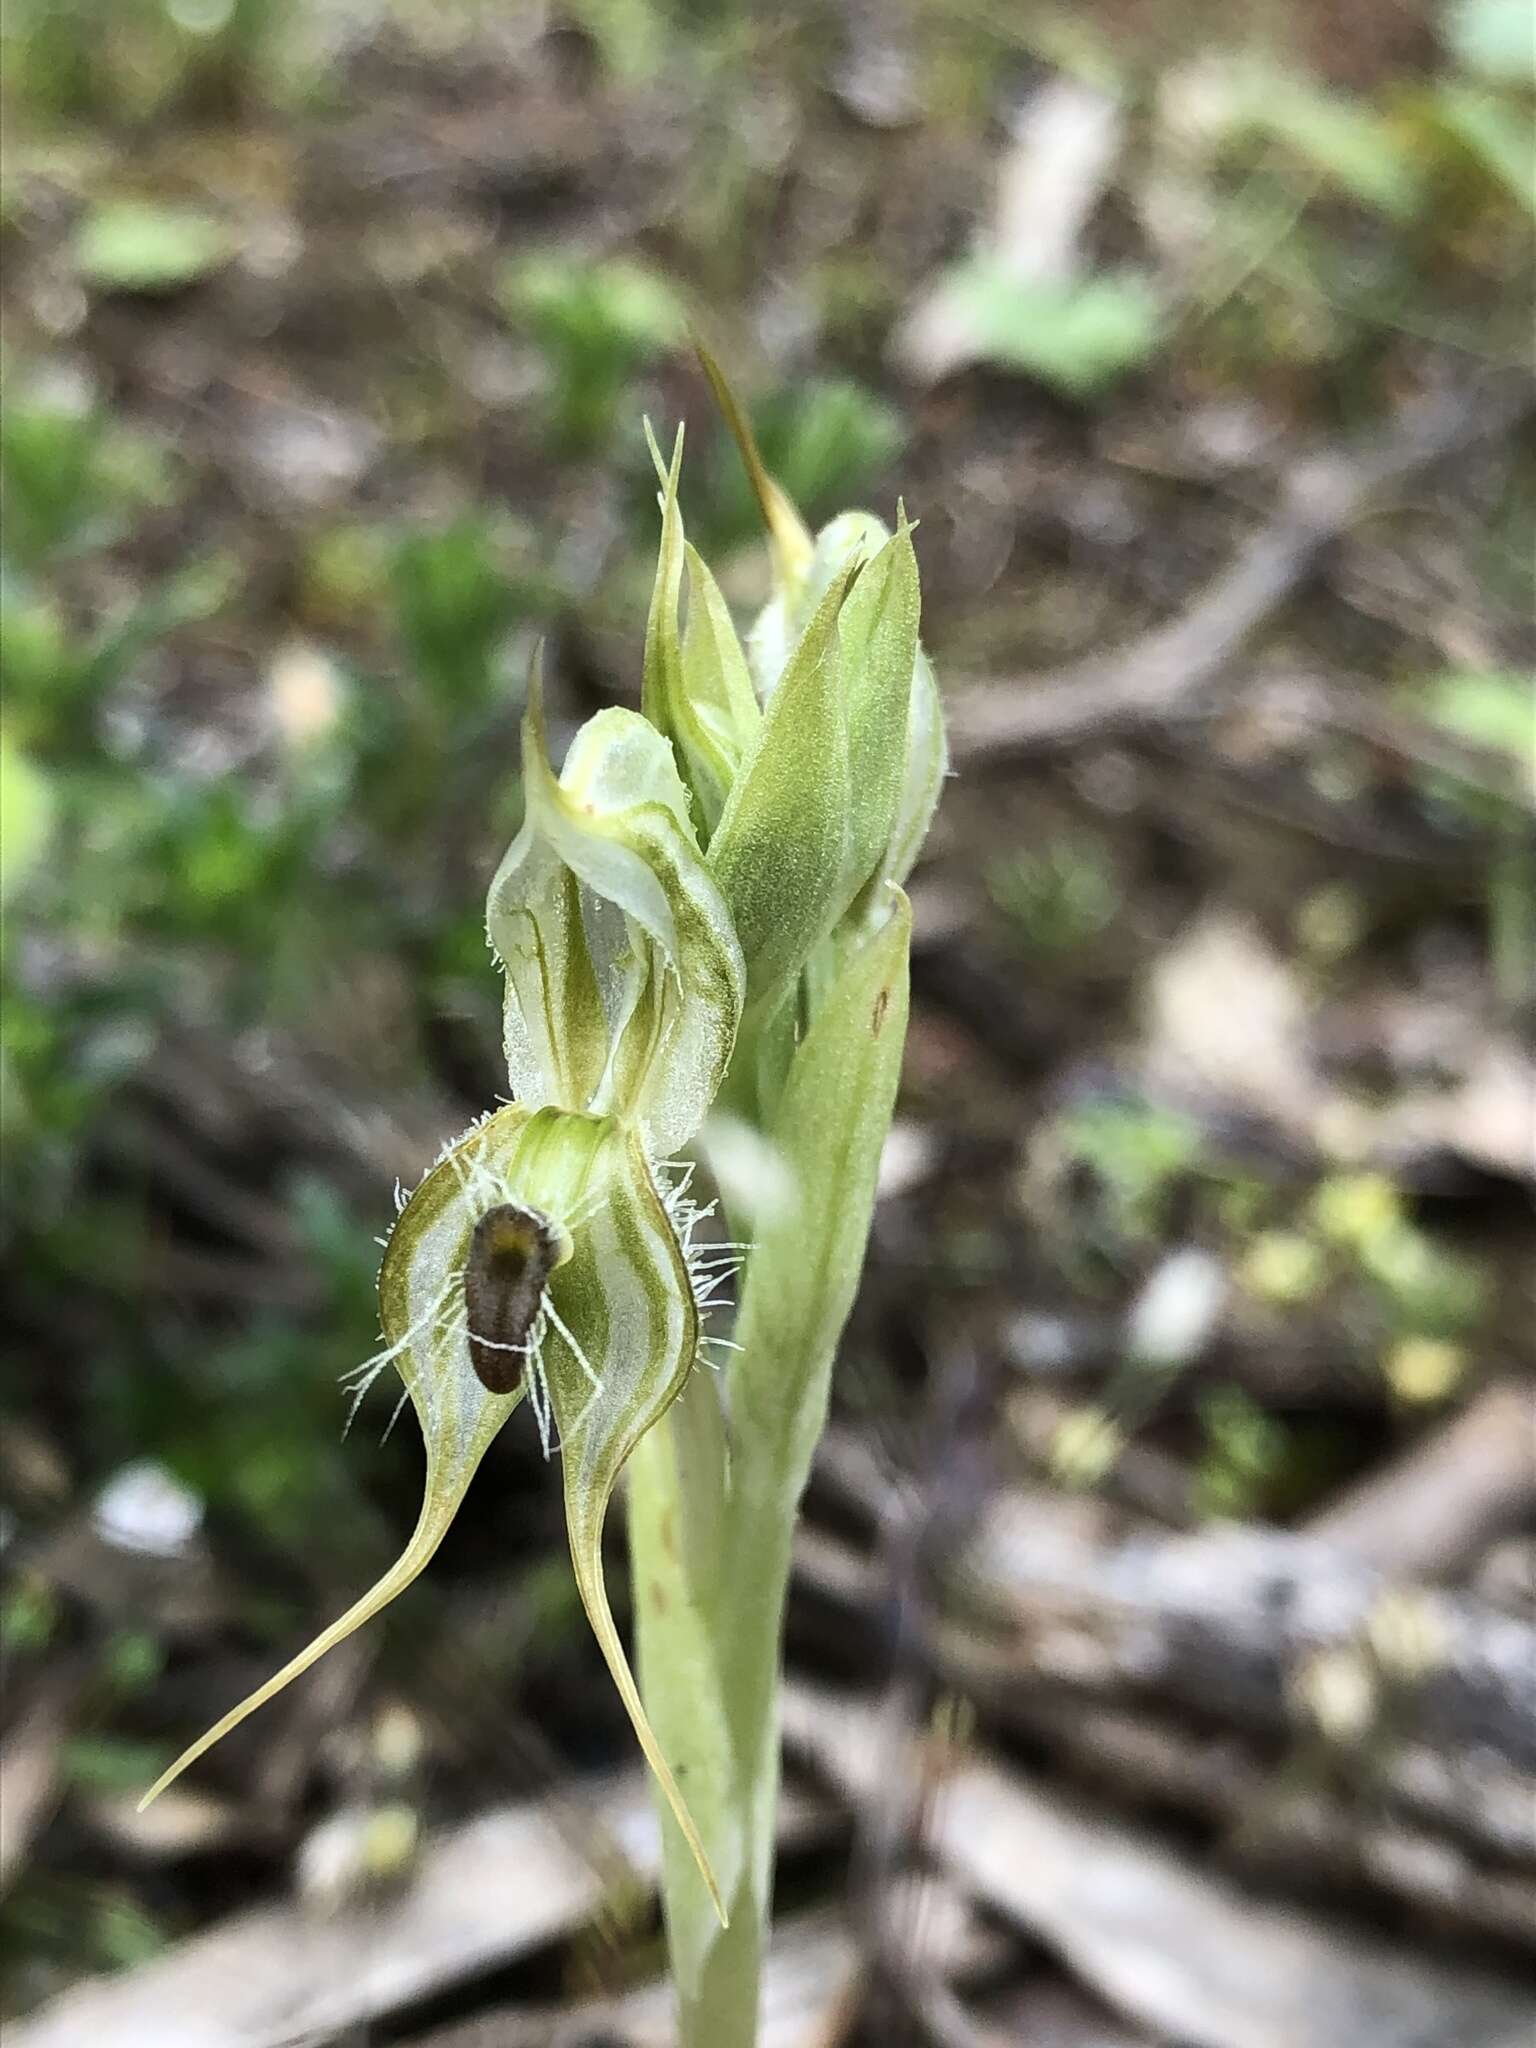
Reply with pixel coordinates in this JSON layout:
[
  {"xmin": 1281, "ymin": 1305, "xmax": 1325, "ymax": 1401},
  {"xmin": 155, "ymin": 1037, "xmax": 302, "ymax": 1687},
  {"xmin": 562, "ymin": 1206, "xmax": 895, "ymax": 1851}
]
[{"xmin": 871, "ymin": 987, "xmax": 890, "ymax": 1035}]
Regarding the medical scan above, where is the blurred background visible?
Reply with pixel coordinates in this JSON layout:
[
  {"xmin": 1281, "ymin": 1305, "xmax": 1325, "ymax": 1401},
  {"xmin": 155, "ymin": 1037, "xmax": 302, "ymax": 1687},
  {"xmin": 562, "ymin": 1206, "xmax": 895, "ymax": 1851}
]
[{"xmin": 2, "ymin": 2, "xmax": 1533, "ymax": 2042}]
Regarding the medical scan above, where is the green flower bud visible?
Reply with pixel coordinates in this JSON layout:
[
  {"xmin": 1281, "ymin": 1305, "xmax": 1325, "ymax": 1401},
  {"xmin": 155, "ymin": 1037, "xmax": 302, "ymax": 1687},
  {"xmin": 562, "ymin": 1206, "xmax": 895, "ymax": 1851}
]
[
  {"xmin": 141, "ymin": 1101, "xmax": 729, "ymax": 1922},
  {"xmin": 487, "ymin": 671, "xmax": 745, "ymax": 1158},
  {"xmin": 778, "ymin": 512, "xmax": 946, "ymax": 898},
  {"xmin": 698, "ymin": 378, "xmax": 945, "ymax": 955},
  {"xmin": 707, "ymin": 562, "xmax": 857, "ymax": 1004},
  {"xmin": 883, "ymin": 643, "xmax": 947, "ymax": 891},
  {"xmin": 710, "ymin": 502, "xmax": 941, "ymax": 1000},
  {"xmin": 745, "ymin": 508, "xmax": 888, "ymax": 705},
  {"xmin": 690, "ymin": 351, "xmax": 948, "ymax": 965}
]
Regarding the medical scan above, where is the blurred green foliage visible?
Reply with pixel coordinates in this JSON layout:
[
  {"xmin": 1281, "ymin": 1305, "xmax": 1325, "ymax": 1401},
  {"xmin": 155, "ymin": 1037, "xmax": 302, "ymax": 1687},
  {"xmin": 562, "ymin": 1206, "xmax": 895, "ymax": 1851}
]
[
  {"xmin": 0, "ymin": 1575, "xmax": 62, "ymax": 1656},
  {"xmin": 697, "ymin": 378, "xmax": 907, "ymax": 547},
  {"xmin": 1053, "ymin": 1097, "xmax": 1206, "ymax": 1244},
  {"xmin": 1413, "ymin": 671, "xmax": 1535, "ymax": 1008},
  {"xmin": 0, "ymin": 393, "xmax": 177, "ymax": 565},
  {"xmin": 2, "ymin": 0, "xmax": 290, "ymax": 121},
  {"xmin": 1420, "ymin": 670, "xmax": 1536, "ymax": 785},
  {"xmin": 939, "ymin": 266, "xmax": 1165, "ymax": 398},
  {"xmin": 0, "ymin": 728, "xmax": 56, "ymax": 903},
  {"xmin": 987, "ymin": 834, "xmax": 1120, "ymax": 955},
  {"xmin": 501, "ymin": 255, "xmax": 686, "ymax": 455},
  {"xmin": 73, "ymin": 203, "xmax": 232, "ymax": 296},
  {"xmin": 391, "ymin": 517, "xmax": 524, "ymax": 715},
  {"xmin": 1194, "ymin": 1385, "xmax": 1288, "ymax": 1520},
  {"xmin": 0, "ymin": 395, "xmax": 535, "ymax": 1592}
]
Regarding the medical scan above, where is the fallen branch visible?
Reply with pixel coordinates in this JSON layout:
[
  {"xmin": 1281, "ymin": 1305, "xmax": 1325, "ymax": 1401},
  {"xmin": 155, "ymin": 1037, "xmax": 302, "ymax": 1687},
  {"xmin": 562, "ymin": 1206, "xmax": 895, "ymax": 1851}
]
[
  {"xmin": 1307, "ymin": 1381, "xmax": 1536, "ymax": 1577},
  {"xmin": 960, "ymin": 1510, "xmax": 1536, "ymax": 1773},
  {"xmin": 997, "ymin": 1690, "xmax": 1536, "ymax": 1949},
  {"xmin": 946, "ymin": 378, "xmax": 1533, "ymax": 763},
  {"xmin": 408, "ymin": 1889, "xmax": 1006, "ymax": 2048},
  {"xmin": 8, "ymin": 1777, "xmax": 831, "ymax": 2048},
  {"xmin": 783, "ymin": 1682, "xmax": 1534, "ymax": 2048}
]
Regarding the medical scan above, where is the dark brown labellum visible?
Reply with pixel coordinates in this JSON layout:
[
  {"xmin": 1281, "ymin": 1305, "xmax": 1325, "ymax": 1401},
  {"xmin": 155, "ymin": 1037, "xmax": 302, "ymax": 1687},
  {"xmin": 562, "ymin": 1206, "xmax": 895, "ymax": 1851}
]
[{"xmin": 464, "ymin": 1203, "xmax": 561, "ymax": 1395}]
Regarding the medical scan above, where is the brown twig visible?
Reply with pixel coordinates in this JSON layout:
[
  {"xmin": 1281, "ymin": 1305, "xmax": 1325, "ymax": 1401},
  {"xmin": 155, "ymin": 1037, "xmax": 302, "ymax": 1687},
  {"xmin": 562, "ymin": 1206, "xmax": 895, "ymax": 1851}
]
[
  {"xmin": 946, "ymin": 379, "xmax": 1534, "ymax": 764},
  {"xmin": 1306, "ymin": 1381, "xmax": 1536, "ymax": 1577}
]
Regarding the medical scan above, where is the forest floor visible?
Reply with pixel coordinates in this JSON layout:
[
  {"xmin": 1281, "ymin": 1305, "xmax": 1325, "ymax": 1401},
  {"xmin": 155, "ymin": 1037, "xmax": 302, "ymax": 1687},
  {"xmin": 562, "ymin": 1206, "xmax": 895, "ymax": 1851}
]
[{"xmin": 2, "ymin": 4, "xmax": 1533, "ymax": 2043}]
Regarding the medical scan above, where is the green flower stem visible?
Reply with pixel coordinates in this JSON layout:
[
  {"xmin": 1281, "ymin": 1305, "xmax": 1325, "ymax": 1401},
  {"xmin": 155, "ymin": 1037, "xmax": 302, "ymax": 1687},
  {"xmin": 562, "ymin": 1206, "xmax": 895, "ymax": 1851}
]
[
  {"xmin": 630, "ymin": 1410, "xmax": 784, "ymax": 2042},
  {"xmin": 631, "ymin": 894, "xmax": 911, "ymax": 2045}
]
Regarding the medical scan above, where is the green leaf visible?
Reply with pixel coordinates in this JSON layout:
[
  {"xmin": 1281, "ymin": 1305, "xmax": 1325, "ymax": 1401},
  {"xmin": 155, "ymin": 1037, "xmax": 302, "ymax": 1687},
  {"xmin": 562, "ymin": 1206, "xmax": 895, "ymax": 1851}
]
[
  {"xmin": 681, "ymin": 544, "xmax": 761, "ymax": 804},
  {"xmin": 74, "ymin": 203, "xmax": 231, "ymax": 294},
  {"xmin": 707, "ymin": 570, "xmax": 855, "ymax": 1006},
  {"xmin": 836, "ymin": 516, "xmax": 920, "ymax": 896},
  {"xmin": 1247, "ymin": 78, "xmax": 1424, "ymax": 217},
  {"xmin": 1421, "ymin": 669, "xmax": 1536, "ymax": 794},
  {"xmin": 936, "ymin": 260, "xmax": 1164, "ymax": 398},
  {"xmin": 139, "ymin": 1102, "xmax": 724, "ymax": 1920},
  {"xmin": 731, "ymin": 890, "xmax": 911, "ymax": 1483},
  {"xmin": 883, "ymin": 647, "xmax": 947, "ymax": 891},
  {"xmin": 640, "ymin": 425, "xmax": 761, "ymax": 836},
  {"xmin": 0, "ymin": 729, "xmax": 56, "ymax": 903},
  {"xmin": 697, "ymin": 343, "xmax": 814, "ymax": 596},
  {"xmin": 488, "ymin": 674, "xmax": 745, "ymax": 1155},
  {"xmin": 1432, "ymin": 85, "xmax": 1536, "ymax": 217},
  {"xmin": 629, "ymin": 1369, "xmax": 743, "ymax": 2000},
  {"xmin": 746, "ymin": 508, "xmax": 945, "ymax": 901},
  {"xmin": 708, "ymin": 379, "xmax": 907, "ymax": 551}
]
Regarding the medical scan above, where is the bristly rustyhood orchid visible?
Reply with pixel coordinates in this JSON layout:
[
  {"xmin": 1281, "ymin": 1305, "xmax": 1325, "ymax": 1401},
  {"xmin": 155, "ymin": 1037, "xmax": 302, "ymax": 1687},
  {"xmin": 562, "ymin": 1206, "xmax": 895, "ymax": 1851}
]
[{"xmin": 142, "ymin": 371, "xmax": 945, "ymax": 2035}]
